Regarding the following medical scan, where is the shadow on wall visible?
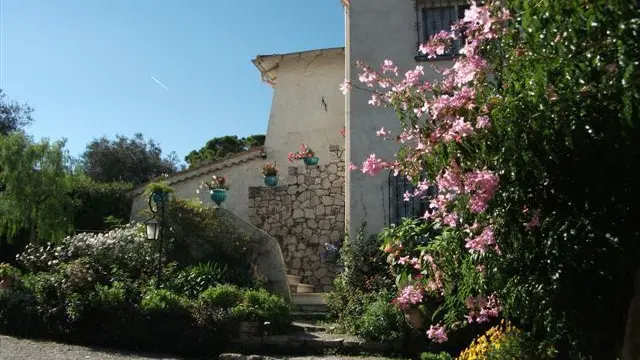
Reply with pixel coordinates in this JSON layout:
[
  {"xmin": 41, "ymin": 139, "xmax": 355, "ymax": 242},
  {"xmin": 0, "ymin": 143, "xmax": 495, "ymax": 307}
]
[{"xmin": 214, "ymin": 208, "xmax": 291, "ymax": 302}]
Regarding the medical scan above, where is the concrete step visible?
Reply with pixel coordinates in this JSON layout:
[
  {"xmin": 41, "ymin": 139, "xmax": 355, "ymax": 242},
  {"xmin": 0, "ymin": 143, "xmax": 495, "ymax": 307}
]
[
  {"xmin": 287, "ymin": 274, "xmax": 301, "ymax": 285},
  {"xmin": 292, "ymin": 293, "xmax": 327, "ymax": 306},
  {"xmin": 296, "ymin": 283, "xmax": 315, "ymax": 293}
]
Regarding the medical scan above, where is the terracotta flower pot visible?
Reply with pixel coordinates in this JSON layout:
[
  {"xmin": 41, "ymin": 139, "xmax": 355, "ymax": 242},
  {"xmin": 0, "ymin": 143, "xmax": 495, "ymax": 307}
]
[
  {"xmin": 0, "ymin": 276, "xmax": 14, "ymax": 291},
  {"xmin": 404, "ymin": 308, "xmax": 424, "ymax": 329}
]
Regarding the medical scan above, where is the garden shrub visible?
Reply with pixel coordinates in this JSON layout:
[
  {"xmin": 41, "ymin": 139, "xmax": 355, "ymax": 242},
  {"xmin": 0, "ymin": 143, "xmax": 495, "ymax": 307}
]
[
  {"xmin": 198, "ymin": 284, "xmax": 243, "ymax": 308},
  {"xmin": 232, "ymin": 288, "xmax": 292, "ymax": 329},
  {"xmin": 164, "ymin": 199, "xmax": 257, "ymax": 277},
  {"xmin": 420, "ymin": 352, "xmax": 453, "ymax": 360},
  {"xmin": 70, "ymin": 178, "xmax": 133, "ymax": 232},
  {"xmin": 166, "ymin": 262, "xmax": 238, "ymax": 298},
  {"xmin": 0, "ymin": 199, "xmax": 289, "ymax": 357},
  {"xmin": 356, "ymin": 295, "xmax": 410, "ymax": 342}
]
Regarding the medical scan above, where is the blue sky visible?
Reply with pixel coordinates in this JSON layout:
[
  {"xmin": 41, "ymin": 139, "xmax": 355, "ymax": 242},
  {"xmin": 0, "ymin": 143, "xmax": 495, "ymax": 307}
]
[{"xmin": 0, "ymin": 0, "xmax": 344, "ymax": 163}]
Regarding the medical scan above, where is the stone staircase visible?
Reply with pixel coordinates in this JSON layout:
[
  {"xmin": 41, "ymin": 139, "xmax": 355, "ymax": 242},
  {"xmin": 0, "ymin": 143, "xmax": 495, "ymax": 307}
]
[{"xmin": 287, "ymin": 274, "xmax": 327, "ymax": 318}]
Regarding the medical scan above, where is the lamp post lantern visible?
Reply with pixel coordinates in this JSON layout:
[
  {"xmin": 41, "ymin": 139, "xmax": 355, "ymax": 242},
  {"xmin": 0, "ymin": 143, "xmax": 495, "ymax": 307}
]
[{"xmin": 146, "ymin": 192, "xmax": 166, "ymax": 288}]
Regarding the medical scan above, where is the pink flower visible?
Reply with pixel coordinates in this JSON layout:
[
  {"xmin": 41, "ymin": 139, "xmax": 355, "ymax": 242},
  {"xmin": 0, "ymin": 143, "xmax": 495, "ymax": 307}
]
[
  {"xmin": 348, "ymin": 162, "xmax": 358, "ymax": 171},
  {"xmin": 394, "ymin": 285, "xmax": 424, "ymax": 310},
  {"xmin": 419, "ymin": 30, "xmax": 453, "ymax": 58},
  {"xmin": 476, "ymin": 115, "xmax": 491, "ymax": 129},
  {"xmin": 376, "ymin": 127, "xmax": 389, "ymax": 137},
  {"xmin": 369, "ymin": 94, "xmax": 381, "ymax": 106},
  {"xmin": 524, "ymin": 208, "xmax": 541, "ymax": 230},
  {"xmin": 443, "ymin": 212, "xmax": 458, "ymax": 227},
  {"xmin": 397, "ymin": 255, "xmax": 410, "ymax": 265},
  {"xmin": 464, "ymin": 170, "xmax": 499, "ymax": 213},
  {"xmin": 465, "ymin": 226, "xmax": 496, "ymax": 254},
  {"xmin": 361, "ymin": 154, "xmax": 388, "ymax": 176},
  {"xmin": 466, "ymin": 294, "xmax": 501, "ymax": 324},
  {"xmin": 381, "ymin": 59, "xmax": 398, "ymax": 75},
  {"xmin": 410, "ymin": 257, "xmax": 421, "ymax": 270},
  {"xmin": 427, "ymin": 324, "xmax": 448, "ymax": 343},
  {"xmin": 339, "ymin": 79, "xmax": 352, "ymax": 95}
]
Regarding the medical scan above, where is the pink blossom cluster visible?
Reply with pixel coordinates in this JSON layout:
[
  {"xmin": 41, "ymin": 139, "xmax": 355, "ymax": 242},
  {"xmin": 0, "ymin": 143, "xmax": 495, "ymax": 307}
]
[
  {"xmin": 360, "ymin": 154, "xmax": 391, "ymax": 176},
  {"xmin": 419, "ymin": 30, "xmax": 454, "ymax": 58},
  {"xmin": 423, "ymin": 254, "xmax": 444, "ymax": 295},
  {"xmin": 465, "ymin": 225, "xmax": 497, "ymax": 254},
  {"xmin": 427, "ymin": 323, "xmax": 448, "ymax": 343},
  {"xmin": 523, "ymin": 207, "xmax": 541, "ymax": 230},
  {"xmin": 465, "ymin": 294, "xmax": 501, "ymax": 324},
  {"xmin": 392, "ymin": 284, "xmax": 424, "ymax": 311}
]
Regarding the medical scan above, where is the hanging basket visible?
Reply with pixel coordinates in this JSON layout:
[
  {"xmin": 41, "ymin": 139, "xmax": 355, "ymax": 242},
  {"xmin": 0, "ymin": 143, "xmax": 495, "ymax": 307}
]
[
  {"xmin": 210, "ymin": 189, "xmax": 227, "ymax": 206},
  {"xmin": 303, "ymin": 156, "xmax": 319, "ymax": 166},
  {"xmin": 264, "ymin": 176, "xmax": 279, "ymax": 187}
]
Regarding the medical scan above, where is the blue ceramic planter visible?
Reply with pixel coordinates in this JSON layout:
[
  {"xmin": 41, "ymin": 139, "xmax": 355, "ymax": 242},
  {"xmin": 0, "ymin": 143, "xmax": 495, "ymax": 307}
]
[
  {"xmin": 264, "ymin": 176, "xmax": 279, "ymax": 187},
  {"xmin": 151, "ymin": 191, "xmax": 170, "ymax": 204},
  {"xmin": 303, "ymin": 156, "xmax": 319, "ymax": 166},
  {"xmin": 210, "ymin": 189, "xmax": 227, "ymax": 206}
]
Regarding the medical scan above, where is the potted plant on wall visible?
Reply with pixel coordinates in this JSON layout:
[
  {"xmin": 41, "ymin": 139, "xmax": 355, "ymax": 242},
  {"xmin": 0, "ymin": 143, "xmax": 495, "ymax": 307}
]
[
  {"xmin": 202, "ymin": 174, "xmax": 229, "ymax": 206},
  {"xmin": 261, "ymin": 162, "xmax": 279, "ymax": 187},
  {"xmin": 287, "ymin": 143, "xmax": 319, "ymax": 166},
  {"xmin": 144, "ymin": 181, "xmax": 174, "ymax": 204}
]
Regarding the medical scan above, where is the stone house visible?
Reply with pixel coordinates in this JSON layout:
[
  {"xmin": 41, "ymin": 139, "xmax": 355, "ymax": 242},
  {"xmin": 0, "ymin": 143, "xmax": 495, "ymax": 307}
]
[{"xmin": 130, "ymin": 0, "xmax": 468, "ymax": 292}]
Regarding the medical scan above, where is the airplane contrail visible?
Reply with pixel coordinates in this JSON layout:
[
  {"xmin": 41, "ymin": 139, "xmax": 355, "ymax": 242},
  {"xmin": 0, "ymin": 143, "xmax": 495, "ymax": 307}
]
[{"xmin": 150, "ymin": 76, "xmax": 169, "ymax": 90}]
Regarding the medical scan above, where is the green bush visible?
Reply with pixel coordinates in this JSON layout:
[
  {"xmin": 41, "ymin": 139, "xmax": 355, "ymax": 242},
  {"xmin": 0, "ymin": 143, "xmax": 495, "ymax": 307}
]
[
  {"xmin": 420, "ymin": 352, "xmax": 454, "ymax": 360},
  {"xmin": 198, "ymin": 284, "xmax": 243, "ymax": 308},
  {"xmin": 70, "ymin": 178, "xmax": 132, "ymax": 232},
  {"xmin": 140, "ymin": 288, "xmax": 190, "ymax": 313},
  {"xmin": 232, "ymin": 288, "xmax": 291, "ymax": 327},
  {"xmin": 356, "ymin": 295, "xmax": 410, "ymax": 342},
  {"xmin": 164, "ymin": 199, "xmax": 256, "ymax": 284},
  {"xmin": 166, "ymin": 262, "xmax": 237, "ymax": 299}
]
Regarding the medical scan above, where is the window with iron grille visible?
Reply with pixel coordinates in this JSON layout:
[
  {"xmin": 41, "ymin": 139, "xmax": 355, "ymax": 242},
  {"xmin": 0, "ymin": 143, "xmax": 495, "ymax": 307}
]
[
  {"xmin": 388, "ymin": 172, "xmax": 434, "ymax": 226},
  {"xmin": 415, "ymin": 0, "xmax": 470, "ymax": 61}
]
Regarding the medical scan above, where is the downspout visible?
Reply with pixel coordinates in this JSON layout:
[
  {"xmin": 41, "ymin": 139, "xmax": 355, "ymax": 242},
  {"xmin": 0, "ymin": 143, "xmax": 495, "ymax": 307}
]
[{"xmin": 342, "ymin": 0, "xmax": 351, "ymax": 236}]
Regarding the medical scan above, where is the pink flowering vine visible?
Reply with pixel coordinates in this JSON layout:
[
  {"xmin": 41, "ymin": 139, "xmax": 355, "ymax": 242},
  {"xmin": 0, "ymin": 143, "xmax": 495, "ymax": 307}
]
[{"xmin": 345, "ymin": 2, "xmax": 513, "ymax": 342}]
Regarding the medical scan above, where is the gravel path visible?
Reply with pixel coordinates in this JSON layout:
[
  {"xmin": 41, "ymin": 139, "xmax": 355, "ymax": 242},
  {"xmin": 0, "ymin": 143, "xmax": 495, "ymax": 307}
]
[
  {"xmin": 0, "ymin": 336, "xmax": 180, "ymax": 360},
  {"xmin": 0, "ymin": 335, "xmax": 403, "ymax": 360}
]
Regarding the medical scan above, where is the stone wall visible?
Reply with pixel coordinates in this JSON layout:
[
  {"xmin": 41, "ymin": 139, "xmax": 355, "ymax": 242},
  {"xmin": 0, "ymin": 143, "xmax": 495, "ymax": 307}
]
[{"xmin": 248, "ymin": 145, "xmax": 345, "ymax": 292}]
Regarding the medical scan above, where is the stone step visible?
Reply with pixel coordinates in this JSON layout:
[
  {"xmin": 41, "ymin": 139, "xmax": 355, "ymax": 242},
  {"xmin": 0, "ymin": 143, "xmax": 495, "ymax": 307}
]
[
  {"xmin": 292, "ymin": 293, "xmax": 327, "ymax": 306},
  {"xmin": 286, "ymin": 274, "xmax": 301, "ymax": 285},
  {"xmin": 296, "ymin": 283, "xmax": 315, "ymax": 293},
  {"xmin": 228, "ymin": 330, "xmax": 396, "ymax": 357},
  {"xmin": 291, "ymin": 312, "xmax": 328, "ymax": 322},
  {"xmin": 289, "ymin": 321, "xmax": 326, "ymax": 332}
]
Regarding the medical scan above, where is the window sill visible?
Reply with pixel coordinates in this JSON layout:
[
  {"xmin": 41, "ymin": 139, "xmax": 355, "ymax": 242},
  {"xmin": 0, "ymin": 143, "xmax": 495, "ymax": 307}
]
[{"xmin": 414, "ymin": 54, "xmax": 459, "ymax": 62}]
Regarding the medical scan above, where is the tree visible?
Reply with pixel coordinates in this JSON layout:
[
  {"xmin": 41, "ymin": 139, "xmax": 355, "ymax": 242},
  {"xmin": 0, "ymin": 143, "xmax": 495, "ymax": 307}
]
[
  {"xmin": 184, "ymin": 134, "xmax": 265, "ymax": 168},
  {"xmin": 0, "ymin": 89, "xmax": 33, "ymax": 135},
  {"xmin": 0, "ymin": 132, "xmax": 74, "ymax": 244},
  {"xmin": 80, "ymin": 133, "xmax": 179, "ymax": 186}
]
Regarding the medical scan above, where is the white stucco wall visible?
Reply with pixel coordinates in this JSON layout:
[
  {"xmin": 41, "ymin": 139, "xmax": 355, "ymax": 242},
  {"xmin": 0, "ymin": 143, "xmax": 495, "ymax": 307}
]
[
  {"xmin": 263, "ymin": 49, "xmax": 346, "ymax": 171},
  {"xmin": 346, "ymin": 0, "xmax": 455, "ymax": 236},
  {"xmin": 130, "ymin": 152, "xmax": 264, "ymax": 222}
]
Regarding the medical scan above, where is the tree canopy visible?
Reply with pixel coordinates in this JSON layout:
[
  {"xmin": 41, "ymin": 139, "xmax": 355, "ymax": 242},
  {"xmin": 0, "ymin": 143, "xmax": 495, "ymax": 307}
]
[
  {"xmin": 0, "ymin": 132, "xmax": 74, "ymax": 244},
  {"xmin": 80, "ymin": 133, "xmax": 180, "ymax": 186},
  {"xmin": 184, "ymin": 134, "xmax": 265, "ymax": 168},
  {"xmin": 0, "ymin": 89, "xmax": 33, "ymax": 135}
]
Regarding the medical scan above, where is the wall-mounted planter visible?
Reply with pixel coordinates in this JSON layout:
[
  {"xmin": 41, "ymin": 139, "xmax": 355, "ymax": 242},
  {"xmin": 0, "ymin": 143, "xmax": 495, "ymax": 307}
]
[
  {"xmin": 303, "ymin": 156, "xmax": 319, "ymax": 166},
  {"xmin": 210, "ymin": 189, "xmax": 227, "ymax": 206},
  {"xmin": 264, "ymin": 176, "xmax": 279, "ymax": 187}
]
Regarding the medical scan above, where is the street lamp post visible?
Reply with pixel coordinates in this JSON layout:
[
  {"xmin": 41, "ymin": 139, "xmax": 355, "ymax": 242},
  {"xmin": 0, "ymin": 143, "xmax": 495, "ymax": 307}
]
[{"xmin": 145, "ymin": 193, "xmax": 166, "ymax": 288}]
